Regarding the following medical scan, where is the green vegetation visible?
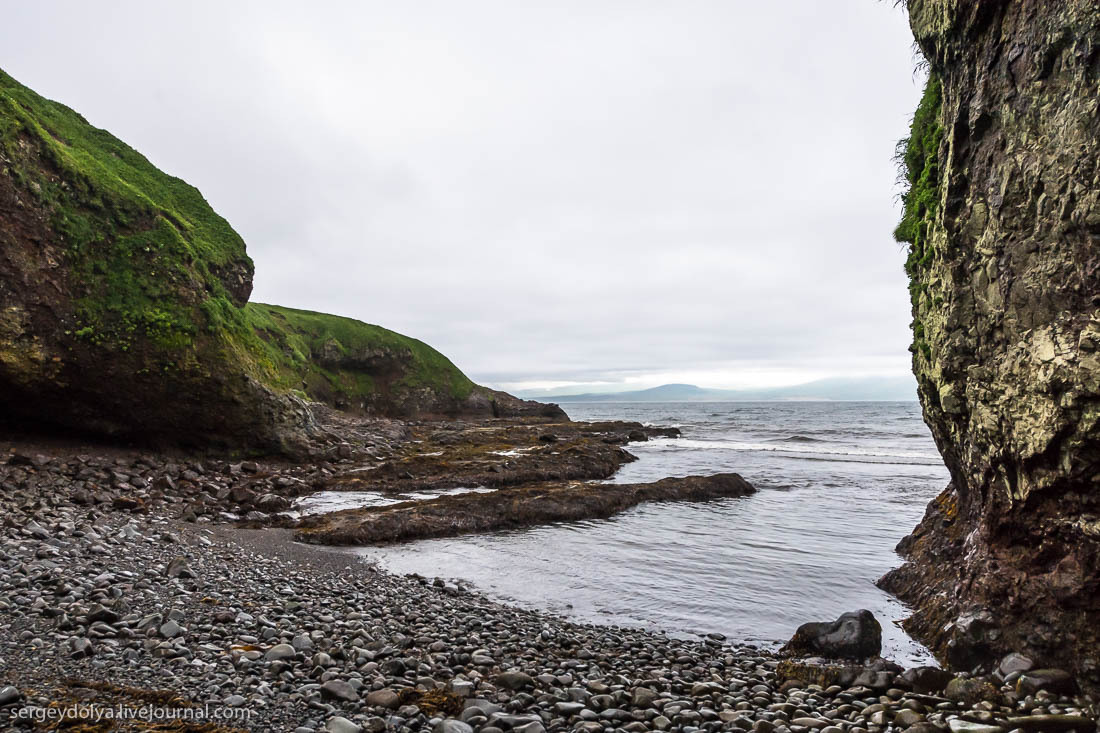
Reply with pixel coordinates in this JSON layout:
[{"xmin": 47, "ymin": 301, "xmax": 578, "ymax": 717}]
[
  {"xmin": 0, "ymin": 67, "xmax": 478, "ymax": 416},
  {"xmin": 238, "ymin": 304, "xmax": 475, "ymax": 405},
  {"xmin": 0, "ymin": 68, "xmax": 250, "ymax": 351},
  {"xmin": 894, "ymin": 75, "xmax": 943, "ymax": 361}
]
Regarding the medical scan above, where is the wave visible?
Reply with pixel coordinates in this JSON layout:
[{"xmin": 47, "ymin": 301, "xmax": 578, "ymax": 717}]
[{"xmin": 645, "ymin": 437, "xmax": 942, "ymax": 464}]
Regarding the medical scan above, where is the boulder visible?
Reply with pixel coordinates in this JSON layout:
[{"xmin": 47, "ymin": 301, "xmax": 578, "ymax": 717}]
[{"xmin": 780, "ymin": 610, "xmax": 881, "ymax": 659}]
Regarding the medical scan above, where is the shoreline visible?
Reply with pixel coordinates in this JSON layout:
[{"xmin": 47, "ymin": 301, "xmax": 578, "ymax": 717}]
[{"xmin": 1, "ymin": 419, "xmax": 1096, "ymax": 733}]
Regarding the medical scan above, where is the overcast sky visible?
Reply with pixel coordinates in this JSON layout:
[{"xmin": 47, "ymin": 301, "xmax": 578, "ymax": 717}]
[{"xmin": 2, "ymin": 1, "xmax": 924, "ymax": 394}]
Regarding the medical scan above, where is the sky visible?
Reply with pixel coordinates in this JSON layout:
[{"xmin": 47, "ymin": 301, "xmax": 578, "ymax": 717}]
[{"xmin": 1, "ymin": 1, "xmax": 925, "ymax": 395}]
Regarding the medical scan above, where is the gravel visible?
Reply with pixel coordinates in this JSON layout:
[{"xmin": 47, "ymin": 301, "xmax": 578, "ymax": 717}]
[{"xmin": 0, "ymin": 441, "xmax": 1097, "ymax": 732}]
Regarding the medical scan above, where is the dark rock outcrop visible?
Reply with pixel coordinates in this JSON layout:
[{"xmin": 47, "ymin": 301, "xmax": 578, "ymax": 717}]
[
  {"xmin": 294, "ymin": 472, "xmax": 755, "ymax": 546},
  {"xmin": 780, "ymin": 610, "xmax": 882, "ymax": 660},
  {"xmin": 879, "ymin": 0, "xmax": 1100, "ymax": 686}
]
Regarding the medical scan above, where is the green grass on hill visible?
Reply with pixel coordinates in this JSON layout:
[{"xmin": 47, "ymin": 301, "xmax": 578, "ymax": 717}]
[
  {"xmin": 0, "ymin": 67, "xmax": 477, "ymax": 414},
  {"xmin": 240, "ymin": 303, "xmax": 475, "ymax": 404},
  {"xmin": 0, "ymin": 67, "xmax": 250, "ymax": 352}
]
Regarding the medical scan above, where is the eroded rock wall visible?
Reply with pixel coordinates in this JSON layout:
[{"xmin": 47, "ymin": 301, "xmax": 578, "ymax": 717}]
[{"xmin": 880, "ymin": 0, "xmax": 1100, "ymax": 682}]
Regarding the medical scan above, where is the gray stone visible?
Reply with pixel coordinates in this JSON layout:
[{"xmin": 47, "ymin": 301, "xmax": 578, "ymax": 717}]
[
  {"xmin": 1015, "ymin": 669, "xmax": 1075, "ymax": 697},
  {"xmin": 365, "ymin": 688, "xmax": 400, "ymax": 709},
  {"xmin": 326, "ymin": 717, "xmax": 362, "ymax": 733},
  {"xmin": 997, "ymin": 653, "xmax": 1034, "ymax": 678},
  {"xmin": 947, "ymin": 721, "xmax": 1004, "ymax": 733},
  {"xmin": 265, "ymin": 643, "xmax": 297, "ymax": 661},
  {"xmin": 159, "ymin": 620, "xmax": 183, "ymax": 638},
  {"xmin": 321, "ymin": 680, "xmax": 358, "ymax": 702},
  {"xmin": 0, "ymin": 686, "xmax": 21, "ymax": 707},
  {"xmin": 165, "ymin": 556, "xmax": 194, "ymax": 579},
  {"xmin": 494, "ymin": 670, "xmax": 535, "ymax": 691},
  {"xmin": 434, "ymin": 721, "xmax": 474, "ymax": 733},
  {"xmin": 86, "ymin": 604, "xmax": 119, "ymax": 624}
]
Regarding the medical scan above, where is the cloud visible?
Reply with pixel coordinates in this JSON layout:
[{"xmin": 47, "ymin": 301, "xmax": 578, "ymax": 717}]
[{"xmin": 1, "ymin": 0, "xmax": 924, "ymax": 392}]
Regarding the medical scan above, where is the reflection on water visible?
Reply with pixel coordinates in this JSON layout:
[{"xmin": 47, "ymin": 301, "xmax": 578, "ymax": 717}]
[{"xmin": 357, "ymin": 401, "xmax": 949, "ymax": 666}]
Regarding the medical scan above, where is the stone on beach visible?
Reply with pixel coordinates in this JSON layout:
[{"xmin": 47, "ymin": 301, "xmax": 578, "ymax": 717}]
[{"xmin": 780, "ymin": 609, "xmax": 882, "ymax": 659}]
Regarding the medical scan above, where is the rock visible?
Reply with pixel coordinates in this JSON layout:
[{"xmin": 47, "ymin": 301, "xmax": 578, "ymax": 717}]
[
  {"xmin": 877, "ymin": 0, "xmax": 1100, "ymax": 680},
  {"xmin": 265, "ymin": 643, "xmax": 297, "ymax": 661},
  {"xmin": 630, "ymin": 686, "xmax": 660, "ymax": 707},
  {"xmin": 158, "ymin": 620, "xmax": 183, "ymax": 638},
  {"xmin": 112, "ymin": 496, "xmax": 146, "ymax": 512},
  {"xmin": 86, "ymin": 604, "xmax": 119, "ymax": 624},
  {"xmin": 0, "ymin": 686, "xmax": 21, "ymax": 707},
  {"xmin": 1004, "ymin": 714, "xmax": 1095, "ymax": 731},
  {"xmin": 900, "ymin": 665, "xmax": 953, "ymax": 694},
  {"xmin": 1015, "ymin": 669, "xmax": 1075, "ymax": 697},
  {"xmin": 494, "ymin": 670, "xmax": 535, "ymax": 690},
  {"xmin": 363, "ymin": 718, "xmax": 387, "ymax": 733},
  {"xmin": 255, "ymin": 493, "xmax": 292, "ymax": 512},
  {"xmin": 947, "ymin": 721, "xmax": 1004, "ymax": 733},
  {"xmin": 321, "ymin": 680, "xmax": 358, "ymax": 702},
  {"xmin": 780, "ymin": 610, "xmax": 882, "ymax": 659},
  {"xmin": 365, "ymin": 688, "xmax": 400, "ymax": 709},
  {"xmin": 894, "ymin": 709, "xmax": 925, "ymax": 727},
  {"xmin": 326, "ymin": 717, "xmax": 362, "ymax": 733},
  {"xmin": 852, "ymin": 668, "xmax": 894, "ymax": 690},
  {"xmin": 997, "ymin": 652, "xmax": 1033, "ymax": 678},
  {"xmin": 435, "ymin": 722, "xmax": 474, "ymax": 733},
  {"xmin": 69, "ymin": 637, "xmax": 94, "ymax": 659},
  {"xmin": 297, "ymin": 473, "xmax": 755, "ymax": 546},
  {"xmin": 944, "ymin": 677, "xmax": 1001, "ymax": 705},
  {"xmin": 165, "ymin": 556, "xmax": 195, "ymax": 579}
]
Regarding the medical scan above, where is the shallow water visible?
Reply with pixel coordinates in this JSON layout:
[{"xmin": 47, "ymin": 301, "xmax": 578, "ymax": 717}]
[
  {"xmin": 356, "ymin": 401, "xmax": 950, "ymax": 665},
  {"xmin": 293, "ymin": 485, "xmax": 494, "ymax": 516}
]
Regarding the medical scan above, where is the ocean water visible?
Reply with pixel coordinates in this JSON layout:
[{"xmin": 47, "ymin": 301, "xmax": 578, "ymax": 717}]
[{"xmin": 356, "ymin": 401, "xmax": 950, "ymax": 665}]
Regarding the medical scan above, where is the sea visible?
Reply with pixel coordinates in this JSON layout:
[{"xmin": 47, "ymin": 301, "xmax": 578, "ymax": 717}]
[{"xmin": 353, "ymin": 401, "xmax": 950, "ymax": 666}]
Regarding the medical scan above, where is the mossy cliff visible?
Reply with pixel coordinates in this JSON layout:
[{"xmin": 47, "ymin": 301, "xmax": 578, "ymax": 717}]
[
  {"xmin": 0, "ymin": 69, "xmax": 559, "ymax": 452},
  {"xmin": 880, "ymin": 0, "xmax": 1100, "ymax": 684}
]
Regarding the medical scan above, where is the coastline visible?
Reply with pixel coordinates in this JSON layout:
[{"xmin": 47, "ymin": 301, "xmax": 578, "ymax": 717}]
[{"xmin": 1, "ymin": 417, "xmax": 1095, "ymax": 732}]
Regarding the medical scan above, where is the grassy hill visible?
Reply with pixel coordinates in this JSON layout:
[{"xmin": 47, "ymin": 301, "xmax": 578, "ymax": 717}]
[{"xmin": 0, "ymin": 67, "xmax": 535, "ymax": 450}]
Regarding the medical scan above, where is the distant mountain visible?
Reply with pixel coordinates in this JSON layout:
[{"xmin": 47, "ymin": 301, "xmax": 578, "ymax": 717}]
[{"xmin": 528, "ymin": 376, "xmax": 918, "ymax": 402}]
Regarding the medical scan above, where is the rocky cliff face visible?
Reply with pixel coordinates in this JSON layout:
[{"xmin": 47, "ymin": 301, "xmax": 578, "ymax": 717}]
[
  {"xmin": 880, "ymin": 0, "xmax": 1100, "ymax": 684},
  {"xmin": 0, "ymin": 69, "xmax": 561, "ymax": 453}
]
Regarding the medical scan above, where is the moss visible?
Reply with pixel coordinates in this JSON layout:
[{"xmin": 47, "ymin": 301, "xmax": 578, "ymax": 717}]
[
  {"xmin": 895, "ymin": 75, "xmax": 944, "ymax": 251},
  {"xmin": 0, "ymin": 68, "xmax": 250, "ymax": 352},
  {"xmin": 0, "ymin": 66, "xmax": 479, "ymax": 421},
  {"xmin": 895, "ymin": 75, "xmax": 943, "ymax": 362},
  {"xmin": 235, "ymin": 304, "xmax": 475, "ymax": 406}
]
